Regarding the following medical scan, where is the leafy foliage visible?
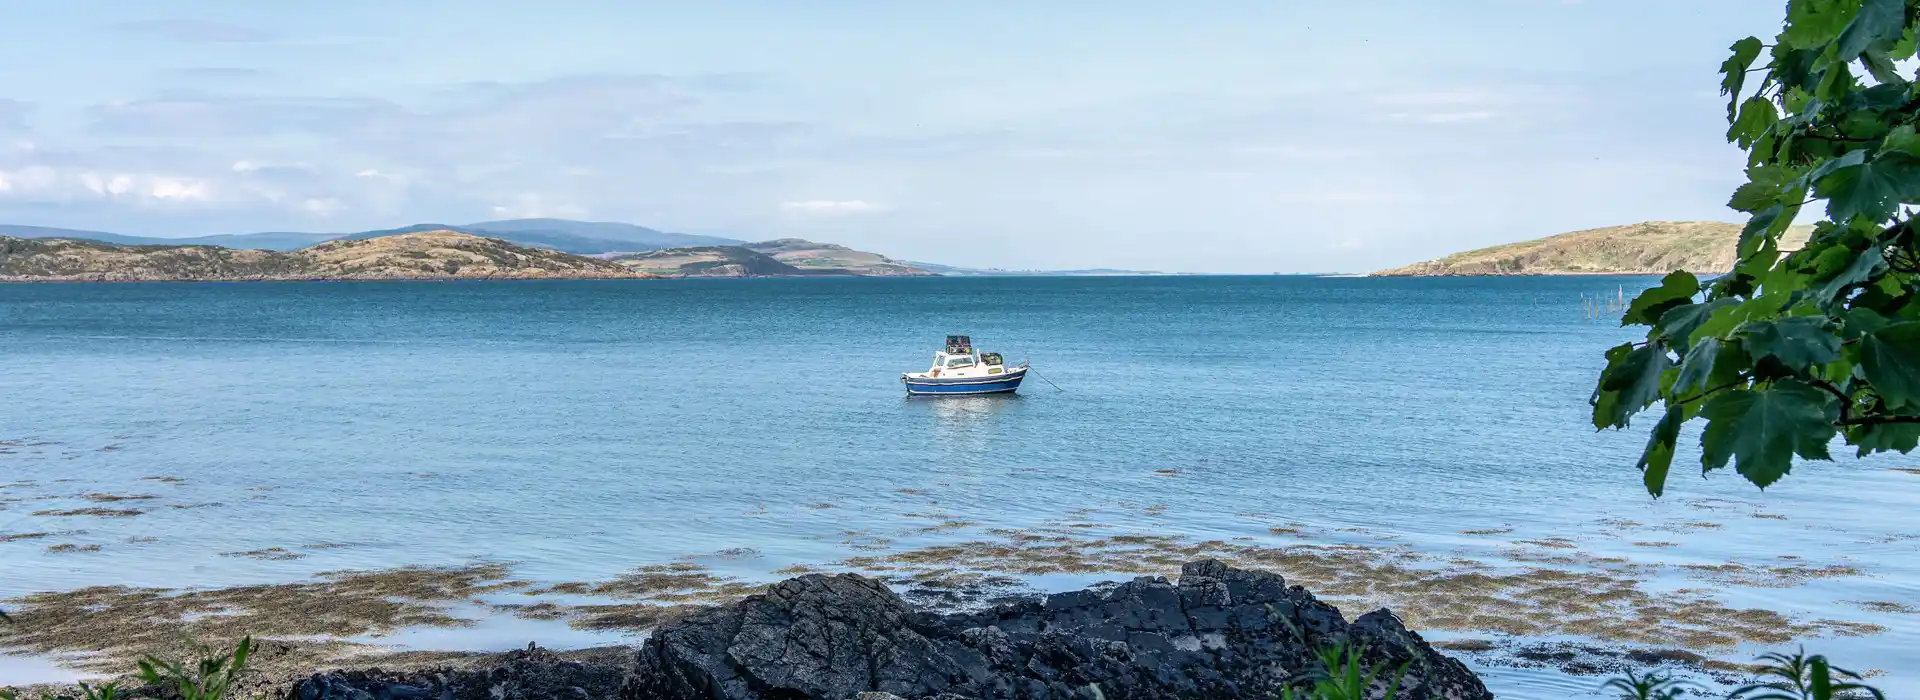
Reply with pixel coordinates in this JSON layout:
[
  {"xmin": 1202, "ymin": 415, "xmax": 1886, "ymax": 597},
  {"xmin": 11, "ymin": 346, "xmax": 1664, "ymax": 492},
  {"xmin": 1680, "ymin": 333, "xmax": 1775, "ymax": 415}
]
[
  {"xmin": 0, "ymin": 638, "xmax": 253, "ymax": 700},
  {"xmin": 0, "ymin": 682, "xmax": 121, "ymax": 700},
  {"xmin": 1280, "ymin": 643, "xmax": 1409, "ymax": 700},
  {"xmin": 1596, "ymin": 0, "xmax": 1920, "ymax": 494},
  {"xmin": 1597, "ymin": 648, "xmax": 1884, "ymax": 700},
  {"xmin": 1602, "ymin": 669, "xmax": 1704, "ymax": 700},
  {"xmin": 137, "ymin": 636, "xmax": 254, "ymax": 700},
  {"xmin": 1729, "ymin": 648, "xmax": 1886, "ymax": 699}
]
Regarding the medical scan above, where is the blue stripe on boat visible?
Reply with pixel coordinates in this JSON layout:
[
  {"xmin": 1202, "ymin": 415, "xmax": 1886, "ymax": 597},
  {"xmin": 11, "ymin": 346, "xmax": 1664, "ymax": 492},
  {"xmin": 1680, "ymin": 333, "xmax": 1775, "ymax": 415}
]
[{"xmin": 904, "ymin": 368, "xmax": 1027, "ymax": 395}]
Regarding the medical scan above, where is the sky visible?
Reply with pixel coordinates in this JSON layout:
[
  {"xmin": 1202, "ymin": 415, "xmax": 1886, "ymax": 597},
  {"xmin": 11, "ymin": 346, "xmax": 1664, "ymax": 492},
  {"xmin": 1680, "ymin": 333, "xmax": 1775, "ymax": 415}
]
[{"xmin": 0, "ymin": 1, "xmax": 1789, "ymax": 273}]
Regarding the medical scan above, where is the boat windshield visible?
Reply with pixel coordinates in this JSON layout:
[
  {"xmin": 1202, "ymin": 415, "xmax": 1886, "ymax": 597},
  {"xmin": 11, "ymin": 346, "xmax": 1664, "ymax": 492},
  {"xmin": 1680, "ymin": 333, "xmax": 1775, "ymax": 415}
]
[{"xmin": 945, "ymin": 357, "xmax": 975, "ymax": 368}]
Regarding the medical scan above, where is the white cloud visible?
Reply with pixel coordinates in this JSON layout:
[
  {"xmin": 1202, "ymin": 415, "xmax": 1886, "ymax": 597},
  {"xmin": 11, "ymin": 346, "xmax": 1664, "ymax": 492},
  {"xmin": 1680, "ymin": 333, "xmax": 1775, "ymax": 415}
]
[
  {"xmin": 354, "ymin": 169, "xmax": 408, "ymax": 186},
  {"xmin": 780, "ymin": 199, "xmax": 881, "ymax": 214},
  {"xmin": 0, "ymin": 166, "xmax": 214, "ymax": 204},
  {"xmin": 300, "ymin": 198, "xmax": 346, "ymax": 215}
]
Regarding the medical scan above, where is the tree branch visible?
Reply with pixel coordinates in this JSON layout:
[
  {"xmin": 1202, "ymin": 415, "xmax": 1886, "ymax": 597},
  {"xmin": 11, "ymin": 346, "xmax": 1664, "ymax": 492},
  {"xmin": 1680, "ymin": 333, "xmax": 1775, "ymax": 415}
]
[
  {"xmin": 1810, "ymin": 379, "xmax": 1855, "ymax": 423},
  {"xmin": 1676, "ymin": 378, "xmax": 1747, "ymax": 406},
  {"xmin": 1839, "ymin": 415, "xmax": 1920, "ymax": 425}
]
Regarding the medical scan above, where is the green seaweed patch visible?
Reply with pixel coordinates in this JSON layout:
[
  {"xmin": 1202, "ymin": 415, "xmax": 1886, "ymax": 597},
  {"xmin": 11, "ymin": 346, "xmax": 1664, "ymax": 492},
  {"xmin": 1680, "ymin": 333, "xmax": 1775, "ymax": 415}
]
[
  {"xmin": 221, "ymin": 548, "xmax": 306, "ymax": 561},
  {"xmin": 32, "ymin": 508, "xmax": 144, "ymax": 518},
  {"xmin": 140, "ymin": 476, "xmax": 188, "ymax": 484},
  {"xmin": 828, "ymin": 527, "xmax": 1873, "ymax": 652},
  {"xmin": 0, "ymin": 563, "xmax": 518, "ymax": 673},
  {"xmin": 80, "ymin": 493, "xmax": 157, "ymax": 503},
  {"xmin": 1516, "ymin": 538, "xmax": 1579, "ymax": 549},
  {"xmin": 46, "ymin": 544, "xmax": 102, "ymax": 553},
  {"xmin": 1849, "ymin": 600, "xmax": 1919, "ymax": 614},
  {"xmin": 0, "ymin": 532, "xmax": 55, "ymax": 542},
  {"xmin": 1678, "ymin": 561, "xmax": 1862, "ymax": 588},
  {"xmin": 1460, "ymin": 528, "xmax": 1513, "ymax": 536}
]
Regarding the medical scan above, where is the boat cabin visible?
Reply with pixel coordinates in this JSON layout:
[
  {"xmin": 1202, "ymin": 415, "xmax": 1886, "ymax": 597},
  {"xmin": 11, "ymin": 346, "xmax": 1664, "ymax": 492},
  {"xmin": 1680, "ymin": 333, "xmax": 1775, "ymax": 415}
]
[{"xmin": 920, "ymin": 336, "xmax": 1010, "ymax": 379}]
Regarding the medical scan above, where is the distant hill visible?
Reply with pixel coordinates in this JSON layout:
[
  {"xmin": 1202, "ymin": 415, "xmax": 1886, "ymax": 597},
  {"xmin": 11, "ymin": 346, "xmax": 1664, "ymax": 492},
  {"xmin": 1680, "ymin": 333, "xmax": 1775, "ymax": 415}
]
[
  {"xmin": 0, "ymin": 231, "xmax": 648, "ymax": 282},
  {"xmin": 1370, "ymin": 221, "xmax": 1817, "ymax": 277},
  {"xmin": 610, "ymin": 240, "xmax": 937, "ymax": 278},
  {"xmin": 610, "ymin": 245, "xmax": 835, "ymax": 277},
  {"xmin": 4, "ymin": 219, "xmax": 742, "ymax": 255},
  {"xmin": 741, "ymin": 239, "xmax": 935, "ymax": 276},
  {"xmin": 1, "ymin": 221, "xmax": 969, "ymax": 276}
]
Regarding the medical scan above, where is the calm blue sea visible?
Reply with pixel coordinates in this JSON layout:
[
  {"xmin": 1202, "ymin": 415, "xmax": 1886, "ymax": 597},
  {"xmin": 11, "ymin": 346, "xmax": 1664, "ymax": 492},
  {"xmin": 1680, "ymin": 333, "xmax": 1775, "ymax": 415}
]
[{"xmin": 2, "ymin": 276, "xmax": 1916, "ymax": 698}]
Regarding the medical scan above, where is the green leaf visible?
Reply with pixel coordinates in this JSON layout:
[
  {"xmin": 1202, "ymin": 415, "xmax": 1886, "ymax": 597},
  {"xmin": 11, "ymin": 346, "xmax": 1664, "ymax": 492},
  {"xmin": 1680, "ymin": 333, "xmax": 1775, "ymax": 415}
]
[
  {"xmin": 1784, "ymin": 0, "xmax": 1864, "ymax": 49},
  {"xmin": 1884, "ymin": 124, "xmax": 1920, "ymax": 157},
  {"xmin": 1692, "ymin": 292, "xmax": 1786, "ymax": 344},
  {"xmin": 1813, "ymin": 152, "xmax": 1920, "ymax": 224},
  {"xmin": 1739, "ymin": 203, "xmax": 1790, "ymax": 257},
  {"xmin": 1852, "ymin": 421, "xmax": 1920, "ymax": 454},
  {"xmin": 1721, "ymin": 37, "xmax": 1766, "ymax": 119},
  {"xmin": 1658, "ymin": 297, "xmax": 1739, "ymax": 347},
  {"xmin": 1838, "ymin": 109, "xmax": 1891, "ymax": 140},
  {"xmin": 1897, "ymin": 20, "xmax": 1920, "ymax": 58},
  {"xmin": 1740, "ymin": 316, "xmax": 1842, "ymax": 369},
  {"xmin": 1674, "ymin": 337, "xmax": 1735, "ymax": 397},
  {"xmin": 1816, "ymin": 51, "xmax": 1863, "ymax": 99},
  {"xmin": 1699, "ymin": 380, "xmax": 1840, "ymax": 488},
  {"xmin": 1859, "ymin": 321, "xmax": 1920, "ymax": 408},
  {"xmin": 1638, "ymin": 407, "xmax": 1691, "ymax": 498},
  {"xmin": 1593, "ymin": 343, "xmax": 1674, "ymax": 429},
  {"xmin": 1728, "ymin": 164, "xmax": 1806, "ymax": 212},
  {"xmin": 1624, "ymin": 271, "xmax": 1700, "ymax": 326},
  {"xmin": 1728, "ymin": 95, "xmax": 1779, "ymax": 147},
  {"xmin": 1814, "ymin": 245, "xmax": 1886, "ymax": 301},
  {"xmin": 1836, "ymin": 0, "xmax": 1904, "ymax": 58},
  {"xmin": 1862, "ymin": 49, "xmax": 1907, "ymax": 85},
  {"xmin": 1845, "ymin": 305, "xmax": 1894, "ymax": 335}
]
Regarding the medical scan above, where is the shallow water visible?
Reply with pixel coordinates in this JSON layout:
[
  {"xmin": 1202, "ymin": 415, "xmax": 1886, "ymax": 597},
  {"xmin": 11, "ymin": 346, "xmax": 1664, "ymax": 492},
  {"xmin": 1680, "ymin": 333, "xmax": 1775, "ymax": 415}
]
[{"xmin": 2, "ymin": 276, "xmax": 1916, "ymax": 696}]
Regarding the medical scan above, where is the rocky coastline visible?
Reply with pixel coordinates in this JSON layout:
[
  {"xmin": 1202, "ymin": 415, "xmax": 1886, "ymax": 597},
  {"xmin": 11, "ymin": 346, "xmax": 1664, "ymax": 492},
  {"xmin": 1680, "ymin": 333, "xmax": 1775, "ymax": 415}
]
[
  {"xmin": 299, "ymin": 560, "xmax": 1486, "ymax": 700},
  {"xmin": 12, "ymin": 561, "xmax": 1490, "ymax": 700}
]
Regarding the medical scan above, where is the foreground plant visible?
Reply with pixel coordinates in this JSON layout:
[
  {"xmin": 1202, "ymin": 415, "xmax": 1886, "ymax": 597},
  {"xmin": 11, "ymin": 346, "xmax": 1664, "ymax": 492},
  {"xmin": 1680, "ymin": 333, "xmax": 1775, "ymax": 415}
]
[
  {"xmin": 0, "ymin": 681, "xmax": 122, "ymax": 700},
  {"xmin": 137, "ymin": 636, "xmax": 254, "ymax": 700},
  {"xmin": 1594, "ymin": 0, "xmax": 1920, "ymax": 496},
  {"xmin": 0, "ymin": 637, "xmax": 253, "ymax": 700},
  {"xmin": 1603, "ymin": 669, "xmax": 1705, "ymax": 700},
  {"xmin": 1281, "ymin": 643, "xmax": 1409, "ymax": 700},
  {"xmin": 1730, "ymin": 648, "xmax": 1886, "ymax": 700}
]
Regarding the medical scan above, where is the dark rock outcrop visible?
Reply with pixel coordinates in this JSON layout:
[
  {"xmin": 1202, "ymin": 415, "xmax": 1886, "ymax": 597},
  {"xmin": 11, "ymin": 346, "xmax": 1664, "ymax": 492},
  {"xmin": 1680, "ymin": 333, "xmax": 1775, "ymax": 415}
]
[
  {"xmin": 289, "ymin": 645, "xmax": 628, "ymax": 700},
  {"xmin": 626, "ymin": 559, "xmax": 1489, "ymax": 700}
]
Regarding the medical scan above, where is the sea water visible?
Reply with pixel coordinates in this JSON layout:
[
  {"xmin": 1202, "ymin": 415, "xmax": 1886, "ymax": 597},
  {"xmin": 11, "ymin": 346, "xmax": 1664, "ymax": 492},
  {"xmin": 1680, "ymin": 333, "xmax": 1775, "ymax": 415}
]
[{"xmin": 1, "ymin": 276, "xmax": 1915, "ymax": 697}]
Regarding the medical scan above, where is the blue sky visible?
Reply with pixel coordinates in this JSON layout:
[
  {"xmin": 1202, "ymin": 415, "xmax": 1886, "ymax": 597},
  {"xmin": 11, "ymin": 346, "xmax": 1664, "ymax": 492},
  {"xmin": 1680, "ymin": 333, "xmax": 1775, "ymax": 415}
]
[{"xmin": 0, "ymin": 1, "xmax": 1783, "ymax": 272}]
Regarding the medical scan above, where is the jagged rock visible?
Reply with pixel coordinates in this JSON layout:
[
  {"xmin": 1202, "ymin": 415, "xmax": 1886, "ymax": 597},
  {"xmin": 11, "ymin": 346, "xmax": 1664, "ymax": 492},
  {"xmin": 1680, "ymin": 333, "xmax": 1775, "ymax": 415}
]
[
  {"xmin": 287, "ymin": 645, "xmax": 627, "ymax": 700},
  {"xmin": 626, "ymin": 559, "xmax": 1490, "ymax": 700}
]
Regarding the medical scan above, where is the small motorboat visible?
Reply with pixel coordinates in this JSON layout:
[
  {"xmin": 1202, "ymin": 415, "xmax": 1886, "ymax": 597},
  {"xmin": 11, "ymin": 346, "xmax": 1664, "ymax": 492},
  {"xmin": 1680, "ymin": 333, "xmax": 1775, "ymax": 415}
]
[{"xmin": 902, "ymin": 335, "xmax": 1028, "ymax": 395}]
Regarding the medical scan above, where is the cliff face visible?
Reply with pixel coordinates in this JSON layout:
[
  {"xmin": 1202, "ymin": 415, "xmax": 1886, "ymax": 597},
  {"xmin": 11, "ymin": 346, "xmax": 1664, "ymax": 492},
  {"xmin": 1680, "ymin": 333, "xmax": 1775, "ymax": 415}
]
[
  {"xmin": 611, "ymin": 240, "xmax": 937, "ymax": 277},
  {"xmin": 1370, "ymin": 221, "xmax": 1816, "ymax": 277},
  {"xmin": 740, "ymin": 239, "xmax": 936, "ymax": 276},
  {"xmin": 0, "ymin": 231, "xmax": 649, "ymax": 282}
]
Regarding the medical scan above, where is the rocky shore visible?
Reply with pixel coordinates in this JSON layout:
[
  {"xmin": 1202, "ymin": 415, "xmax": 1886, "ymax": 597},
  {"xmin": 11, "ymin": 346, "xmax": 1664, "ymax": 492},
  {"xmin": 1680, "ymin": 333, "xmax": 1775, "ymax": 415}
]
[{"xmin": 56, "ymin": 561, "xmax": 1488, "ymax": 700}]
